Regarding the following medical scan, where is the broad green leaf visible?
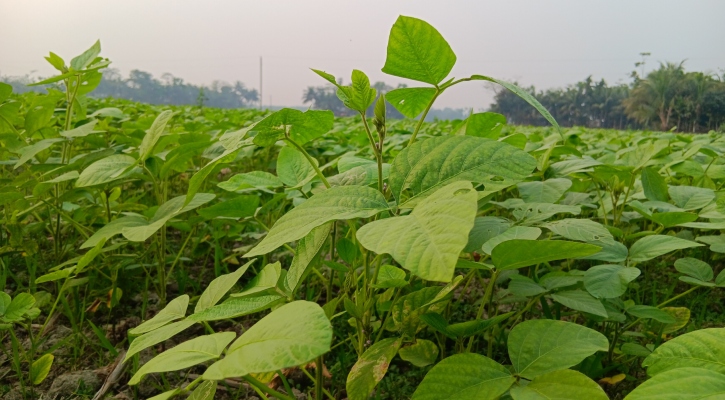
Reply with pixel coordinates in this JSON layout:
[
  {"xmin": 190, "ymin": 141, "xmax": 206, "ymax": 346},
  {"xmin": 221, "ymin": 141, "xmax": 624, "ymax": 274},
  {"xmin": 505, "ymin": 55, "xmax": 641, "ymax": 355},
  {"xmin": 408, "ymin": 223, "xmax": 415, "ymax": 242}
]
[
  {"xmin": 338, "ymin": 70, "xmax": 376, "ymax": 113},
  {"xmin": 517, "ymin": 178, "xmax": 571, "ymax": 203},
  {"xmin": 139, "ymin": 110, "xmax": 173, "ymax": 161},
  {"xmin": 129, "ymin": 332, "xmax": 235, "ymax": 385},
  {"xmin": 508, "ymin": 275, "xmax": 548, "ymax": 297},
  {"xmin": 626, "ymin": 305, "xmax": 676, "ymax": 323},
  {"xmin": 129, "ymin": 295, "xmax": 189, "ymax": 335},
  {"xmin": 398, "ymin": 339, "xmax": 438, "ymax": 367},
  {"xmin": 549, "ymin": 290, "xmax": 608, "ymax": 318},
  {"xmin": 75, "ymin": 237, "xmax": 106, "ymax": 275},
  {"xmin": 373, "ymin": 265, "xmax": 408, "ymax": 289},
  {"xmin": 81, "ymin": 215, "xmax": 147, "ymax": 249},
  {"xmin": 0, "ymin": 82, "xmax": 12, "ymax": 102},
  {"xmin": 70, "ymin": 40, "xmax": 101, "ymax": 70},
  {"xmin": 642, "ymin": 328, "xmax": 725, "ymax": 376},
  {"xmin": 14, "ymin": 138, "xmax": 64, "ymax": 169},
  {"xmin": 463, "ymin": 112, "xmax": 506, "ymax": 139},
  {"xmin": 122, "ymin": 193, "xmax": 215, "ymax": 241},
  {"xmin": 218, "ymin": 171, "xmax": 283, "ymax": 192},
  {"xmin": 188, "ymin": 380, "xmax": 216, "ymax": 400},
  {"xmin": 232, "ymin": 262, "xmax": 281, "ymax": 298},
  {"xmin": 509, "ymin": 369, "xmax": 608, "ymax": 400},
  {"xmin": 382, "ymin": 15, "xmax": 456, "ymax": 85},
  {"xmin": 197, "ymin": 195, "xmax": 259, "ymax": 219},
  {"xmin": 251, "ymin": 108, "xmax": 304, "ymax": 146},
  {"xmin": 465, "ymin": 217, "xmax": 512, "ymax": 253},
  {"xmin": 284, "ymin": 223, "xmax": 332, "ymax": 294},
  {"xmin": 389, "ymin": 136, "xmax": 536, "ymax": 207},
  {"xmin": 628, "ymin": 235, "xmax": 703, "ymax": 263},
  {"xmin": 621, "ymin": 343, "xmax": 653, "ymax": 357},
  {"xmin": 4, "ymin": 293, "xmax": 36, "ymax": 322},
  {"xmin": 492, "ymin": 240, "xmax": 601, "ymax": 271},
  {"xmin": 481, "ymin": 226, "xmax": 541, "ymax": 255},
  {"xmin": 385, "ymin": 87, "xmax": 437, "ymax": 118},
  {"xmin": 668, "ymin": 185, "xmax": 715, "ymax": 210},
  {"xmin": 61, "ymin": 120, "xmax": 98, "ymax": 138},
  {"xmin": 544, "ymin": 218, "xmax": 612, "ymax": 242},
  {"xmin": 245, "ymin": 185, "xmax": 388, "ymax": 258},
  {"xmin": 76, "ymin": 154, "xmax": 137, "ymax": 187},
  {"xmin": 125, "ymin": 320, "xmax": 196, "ymax": 360},
  {"xmin": 187, "ymin": 294, "xmax": 283, "ymax": 322},
  {"xmin": 186, "ymin": 139, "xmax": 251, "ymax": 205},
  {"xmin": 659, "ymin": 307, "xmax": 691, "ymax": 334},
  {"xmin": 642, "ymin": 167, "xmax": 669, "ymax": 202},
  {"xmin": 0, "ymin": 293, "xmax": 10, "ymax": 317},
  {"xmin": 35, "ymin": 267, "xmax": 74, "ymax": 284},
  {"xmin": 411, "ymin": 353, "xmax": 515, "ymax": 400},
  {"xmin": 195, "ymin": 261, "xmax": 254, "ymax": 313},
  {"xmin": 357, "ymin": 181, "xmax": 477, "ymax": 282},
  {"xmin": 290, "ymin": 109, "xmax": 334, "ymax": 144},
  {"xmin": 346, "ymin": 338, "xmax": 402, "ymax": 400},
  {"xmin": 650, "ymin": 212, "xmax": 698, "ymax": 227},
  {"xmin": 584, "ymin": 265, "xmax": 641, "ymax": 298},
  {"xmin": 444, "ymin": 313, "xmax": 514, "ymax": 339},
  {"xmin": 624, "ymin": 367, "xmax": 725, "ymax": 400},
  {"xmin": 30, "ymin": 353, "xmax": 54, "ymax": 385},
  {"xmin": 508, "ymin": 319, "xmax": 608, "ymax": 379},
  {"xmin": 469, "ymin": 75, "xmax": 561, "ymax": 134},
  {"xmin": 277, "ymin": 146, "xmax": 316, "ymax": 187},
  {"xmin": 674, "ymin": 257, "xmax": 713, "ymax": 282},
  {"xmin": 328, "ymin": 162, "xmax": 390, "ymax": 187},
  {"xmin": 202, "ymin": 301, "xmax": 332, "ymax": 379},
  {"xmin": 147, "ymin": 389, "xmax": 180, "ymax": 400},
  {"xmin": 392, "ymin": 287, "xmax": 445, "ymax": 337}
]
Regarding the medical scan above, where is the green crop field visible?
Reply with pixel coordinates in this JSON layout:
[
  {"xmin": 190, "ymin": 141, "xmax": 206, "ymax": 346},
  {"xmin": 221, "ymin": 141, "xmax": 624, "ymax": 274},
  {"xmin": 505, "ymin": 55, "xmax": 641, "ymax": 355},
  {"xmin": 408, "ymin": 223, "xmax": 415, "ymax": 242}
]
[{"xmin": 1, "ymin": 15, "xmax": 725, "ymax": 400}]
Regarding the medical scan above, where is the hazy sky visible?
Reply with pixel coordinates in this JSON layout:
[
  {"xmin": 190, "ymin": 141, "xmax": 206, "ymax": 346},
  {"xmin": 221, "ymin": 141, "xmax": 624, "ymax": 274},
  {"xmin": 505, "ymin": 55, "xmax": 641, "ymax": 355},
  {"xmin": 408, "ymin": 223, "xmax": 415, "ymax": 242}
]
[{"xmin": 2, "ymin": 0, "xmax": 724, "ymax": 109}]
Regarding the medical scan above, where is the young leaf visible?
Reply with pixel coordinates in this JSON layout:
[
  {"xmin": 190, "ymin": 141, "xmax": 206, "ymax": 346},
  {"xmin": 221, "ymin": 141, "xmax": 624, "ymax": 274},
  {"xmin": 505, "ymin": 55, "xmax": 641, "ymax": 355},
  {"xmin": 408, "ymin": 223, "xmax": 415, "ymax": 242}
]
[
  {"xmin": 508, "ymin": 319, "xmax": 608, "ymax": 379},
  {"xmin": 30, "ymin": 354, "xmax": 54, "ymax": 385},
  {"xmin": 384, "ymin": 87, "xmax": 437, "ymax": 118},
  {"xmin": 492, "ymin": 240, "xmax": 602, "ymax": 271},
  {"xmin": 509, "ymin": 369, "xmax": 608, "ymax": 400},
  {"xmin": 398, "ymin": 339, "xmax": 438, "ymax": 367},
  {"xmin": 382, "ymin": 16, "xmax": 456, "ymax": 85},
  {"xmin": 641, "ymin": 166, "xmax": 669, "ymax": 202},
  {"xmin": 642, "ymin": 327, "xmax": 725, "ymax": 376},
  {"xmin": 389, "ymin": 136, "xmax": 536, "ymax": 208},
  {"xmin": 373, "ymin": 265, "xmax": 408, "ymax": 289},
  {"xmin": 357, "ymin": 181, "xmax": 477, "ymax": 282},
  {"xmin": 628, "ymin": 235, "xmax": 703, "ymax": 263},
  {"xmin": 70, "ymin": 40, "xmax": 101, "ymax": 70},
  {"xmin": 411, "ymin": 353, "xmax": 515, "ymax": 400},
  {"xmin": 3, "ymin": 293, "xmax": 36, "ymax": 322},
  {"xmin": 202, "ymin": 301, "xmax": 332, "ymax": 379},
  {"xmin": 129, "ymin": 295, "xmax": 189, "ymax": 335},
  {"xmin": 346, "ymin": 338, "xmax": 402, "ymax": 400},
  {"xmin": 245, "ymin": 185, "xmax": 389, "ymax": 258},
  {"xmin": 129, "ymin": 332, "xmax": 235, "ymax": 385},
  {"xmin": 195, "ymin": 261, "xmax": 254, "ymax": 313}
]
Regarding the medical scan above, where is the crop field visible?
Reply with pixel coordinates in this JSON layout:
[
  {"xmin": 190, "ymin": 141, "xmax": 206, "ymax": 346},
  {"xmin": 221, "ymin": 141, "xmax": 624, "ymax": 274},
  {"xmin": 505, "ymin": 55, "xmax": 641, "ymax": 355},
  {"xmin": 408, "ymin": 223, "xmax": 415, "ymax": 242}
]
[{"xmin": 1, "ymin": 15, "xmax": 725, "ymax": 400}]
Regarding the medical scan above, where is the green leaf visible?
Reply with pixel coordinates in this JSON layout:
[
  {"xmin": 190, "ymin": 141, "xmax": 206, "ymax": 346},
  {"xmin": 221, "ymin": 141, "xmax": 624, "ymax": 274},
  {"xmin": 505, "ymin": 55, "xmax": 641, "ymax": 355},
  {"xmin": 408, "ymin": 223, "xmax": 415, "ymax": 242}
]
[
  {"xmin": 357, "ymin": 181, "xmax": 477, "ymax": 282},
  {"xmin": 218, "ymin": 171, "xmax": 283, "ymax": 192},
  {"xmin": 80, "ymin": 215, "xmax": 147, "ymax": 249},
  {"xmin": 624, "ymin": 367, "xmax": 725, "ymax": 400},
  {"xmin": 245, "ymin": 185, "xmax": 388, "ymax": 258},
  {"xmin": 626, "ymin": 305, "xmax": 676, "ymax": 323},
  {"xmin": 195, "ymin": 261, "xmax": 254, "ymax": 313},
  {"xmin": 584, "ymin": 265, "xmax": 640, "ymax": 298},
  {"xmin": 202, "ymin": 301, "xmax": 332, "ymax": 379},
  {"xmin": 129, "ymin": 332, "xmax": 235, "ymax": 385},
  {"xmin": 642, "ymin": 167, "xmax": 669, "ymax": 202},
  {"xmin": 346, "ymin": 338, "xmax": 402, "ymax": 400},
  {"xmin": 139, "ymin": 110, "xmax": 173, "ymax": 161},
  {"xmin": 251, "ymin": 108, "xmax": 304, "ymax": 147},
  {"xmin": 147, "ymin": 389, "xmax": 180, "ymax": 400},
  {"xmin": 290, "ymin": 109, "xmax": 334, "ymax": 145},
  {"xmin": 122, "ymin": 193, "xmax": 215, "ymax": 242},
  {"xmin": 61, "ymin": 120, "xmax": 98, "ymax": 138},
  {"xmin": 469, "ymin": 75, "xmax": 561, "ymax": 135},
  {"xmin": 411, "ymin": 353, "xmax": 515, "ymax": 400},
  {"xmin": 463, "ymin": 112, "xmax": 506, "ymax": 139},
  {"xmin": 373, "ymin": 265, "xmax": 408, "ymax": 289},
  {"xmin": 642, "ymin": 328, "xmax": 725, "ymax": 376},
  {"xmin": 398, "ymin": 339, "xmax": 438, "ymax": 367},
  {"xmin": 382, "ymin": 15, "xmax": 456, "ymax": 85},
  {"xmin": 385, "ymin": 87, "xmax": 437, "ymax": 118},
  {"xmin": 277, "ymin": 146, "xmax": 316, "ymax": 187},
  {"xmin": 75, "ymin": 238, "xmax": 106, "ymax": 275},
  {"xmin": 187, "ymin": 294, "xmax": 283, "ymax": 322},
  {"xmin": 508, "ymin": 275, "xmax": 548, "ymax": 297},
  {"xmin": 70, "ymin": 40, "xmax": 101, "ymax": 70},
  {"xmin": 188, "ymin": 380, "xmax": 216, "ymax": 400},
  {"xmin": 232, "ymin": 262, "xmax": 281, "ymax": 298},
  {"xmin": 4, "ymin": 293, "xmax": 36, "ymax": 322},
  {"xmin": 76, "ymin": 154, "xmax": 138, "ymax": 187},
  {"xmin": 492, "ymin": 240, "xmax": 601, "ymax": 271},
  {"xmin": 129, "ymin": 295, "xmax": 189, "ymax": 335},
  {"xmin": 14, "ymin": 138, "xmax": 64, "ymax": 169},
  {"xmin": 550, "ymin": 290, "xmax": 608, "ymax": 318},
  {"xmin": 650, "ymin": 212, "xmax": 698, "ymax": 228},
  {"xmin": 508, "ymin": 319, "xmax": 608, "ymax": 379},
  {"xmin": 186, "ymin": 146, "xmax": 246, "ymax": 205},
  {"xmin": 35, "ymin": 267, "xmax": 74, "ymax": 284},
  {"xmin": 517, "ymin": 178, "xmax": 571, "ymax": 203},
  {"xmin": 125, "ymin": 320, "xmax": 196, "ymax": 361},
  {"xmin": 30, "ymin": 353, "xmax": 54, "ymax": 385},
  {"xmin": 628, "ymin": 235, "xmax": 703, "ymax": 263},
  {"xmin": 674, "ymin": 257, "xmax": 713, "ymax": 282},
  {"xmin": 481, "ymin": 226, "xmax": 541, "ymax": 255},
  {"xmin": 0, "ymin": 293, "xmax": 10, "ymax": 317},
  {"xmin": 509, "ymin": 369, "xmax": 609, "ymax": 400},
  {"xmin": 284, "ymin": 223, "xmax": 332, "ymax": 294},
  {"xmin": 465, "ymin": 217, "xmax": 512, "ymax": 253},
  {"xmin": 197, "ymin": 196, "xmax": 259, "ymax": 219},
  {"xmin": 390, "ymin": 136, "xmax": 536, "ymax": 207},
  {"xmin": 342, "ymin": 70, "xmax": 377, "ymax": 113},
  {"xmin": 668, "ymin": 185, "xmax": 715, "ymax": 210},
  {"xmin": 0, "ymin": 82, "xmax": 12, "ymax": 102}
]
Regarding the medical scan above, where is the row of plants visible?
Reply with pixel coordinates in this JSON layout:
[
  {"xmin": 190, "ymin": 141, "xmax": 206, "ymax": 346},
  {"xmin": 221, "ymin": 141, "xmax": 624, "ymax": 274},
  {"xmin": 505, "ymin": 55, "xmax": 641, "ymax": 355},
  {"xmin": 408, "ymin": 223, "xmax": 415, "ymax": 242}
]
[{"xmin": 1, "ymin": 15, "xmax": 724, "ymax": 400}]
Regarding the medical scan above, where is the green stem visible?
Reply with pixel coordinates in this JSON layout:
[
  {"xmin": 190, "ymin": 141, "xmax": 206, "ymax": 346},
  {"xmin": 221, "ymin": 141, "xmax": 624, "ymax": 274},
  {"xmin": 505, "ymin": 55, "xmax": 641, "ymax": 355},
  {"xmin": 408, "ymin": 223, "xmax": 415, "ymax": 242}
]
[
  {"xmin": 315, "ymin": 355, "xmax": 324, "ymax": 400},
  {"xmin": 285, "ymin": 137, "xmax": 330, "ymax": 188},
  {"xmin": 408, "ymin": 89, "xmax": 440, "ymax": 146},
  {"xmin": 244, "ymin": 375, "xmax": 295, "ymax": 400}
]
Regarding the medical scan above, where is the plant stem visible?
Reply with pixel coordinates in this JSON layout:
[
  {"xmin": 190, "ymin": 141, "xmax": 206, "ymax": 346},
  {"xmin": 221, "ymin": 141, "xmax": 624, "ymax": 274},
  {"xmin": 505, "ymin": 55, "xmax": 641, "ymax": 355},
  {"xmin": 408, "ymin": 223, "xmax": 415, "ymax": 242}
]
[
  {"xmin": 407, "ymin": 89, "xmax": 440, "ymax": 146},
  {"xmin": 285, "ymin": 137, "xmax": 331, "ymax": 188},
  {"xmin": 315, "ymin": 355, "xmax": 324, "ymax": 400},
  {"xmin": 244, "ymin": 375, "xmax": 295, "ymax": 400}
]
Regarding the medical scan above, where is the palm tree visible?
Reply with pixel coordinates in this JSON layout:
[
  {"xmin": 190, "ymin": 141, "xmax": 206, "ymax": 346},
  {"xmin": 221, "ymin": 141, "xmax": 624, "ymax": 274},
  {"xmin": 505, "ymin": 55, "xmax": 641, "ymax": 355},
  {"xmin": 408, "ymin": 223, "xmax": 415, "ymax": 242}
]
[{"xmin": 624, "ymin": 62, "xmax": 686, "ymax": 130}]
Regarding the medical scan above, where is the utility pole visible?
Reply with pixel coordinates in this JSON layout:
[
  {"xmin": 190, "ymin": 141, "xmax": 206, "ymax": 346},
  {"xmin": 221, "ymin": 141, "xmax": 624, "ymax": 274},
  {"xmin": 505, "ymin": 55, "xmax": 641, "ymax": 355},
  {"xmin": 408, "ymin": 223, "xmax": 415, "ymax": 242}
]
[{"xmin": 259, "ymin": 56, "xmax": 263, "ymax": 110}]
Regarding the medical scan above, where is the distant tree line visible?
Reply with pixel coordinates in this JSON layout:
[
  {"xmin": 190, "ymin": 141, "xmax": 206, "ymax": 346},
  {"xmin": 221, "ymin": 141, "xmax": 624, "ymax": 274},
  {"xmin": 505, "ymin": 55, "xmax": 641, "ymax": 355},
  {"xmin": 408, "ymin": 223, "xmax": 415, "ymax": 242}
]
[{"xmin": 490, "ymin": 63, "xmax": 725, "ymax": 133}]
